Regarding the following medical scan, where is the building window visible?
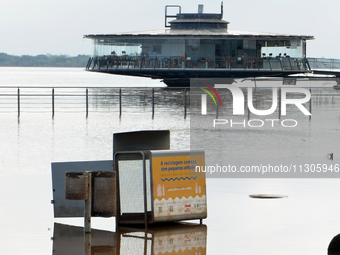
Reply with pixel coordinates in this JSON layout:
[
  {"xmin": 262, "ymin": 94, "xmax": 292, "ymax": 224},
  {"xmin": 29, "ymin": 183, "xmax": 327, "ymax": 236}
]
[{"xmin": 153, "ymin": 45, "xmax": 162, "ymax": 54}]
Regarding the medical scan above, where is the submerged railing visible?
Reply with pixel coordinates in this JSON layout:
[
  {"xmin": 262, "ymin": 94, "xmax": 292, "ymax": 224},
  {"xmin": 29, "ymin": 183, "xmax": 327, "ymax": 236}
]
[
  {"xmin": 1, "ymin": 86, "xmax": 340, "ymax": 119},
  {"xmin": 0, "ymin": 87, "xmax": 189, "ymax": 119},
  {"xmin": 86, "ymin": 55, "xmax": 309, "ymax": 71}
]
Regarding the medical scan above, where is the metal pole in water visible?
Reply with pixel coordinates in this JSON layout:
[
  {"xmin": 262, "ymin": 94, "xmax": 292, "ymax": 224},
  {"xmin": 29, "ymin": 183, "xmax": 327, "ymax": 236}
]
[
  {"xmin": 86, "ymin": 88, "xmax": 89, "ymax": 118},
  {"xmin": 144, "ymin": 232, "xmax": 148, "ymax": 254},
  {"xmin": 84, "ymin": 171, "xmax": 92, "ymax": 255},
  {"xmin": 247, "ymin": 88, "xmax": 251, "ymax": 120},
  {"xmin": 216, "ymin": 89, "xmax": 219, "ymax": 119},
  {"xmin": 85, "ymin": 233, "xmax": 91, "ymax": 255},
  {"xmin": 152, "ymin": 88, "xmax": 155, "ymax": 119},
  {"xmin": 309, "ymin": 87, "xmax": 312, "ymax": 120},
  {"xmin": 119, "ymin": 88, "xmax": 122, "ymax": 118},
  {"xmin": 84, "ymin": 172, "xmax": 92, "ymax": 233},
  {"xmin": 216, "ymin": 102, "xmax": 219, "ymax": 119},
  {"xmin": 142, "ymin": 154, "xmax": 148, "ymax": 228},
  {"xmin": 17, "ymin": 88, "xmax": 20, "ymax": 118},
  {"xmin": 278, "ymin": 88, "xmax": 281, "ymax": 119},
  {"xmin": 52, "ymin": 88, "xmax": 55, "ymax": 118},
  {"xmin": 184, "ymin": 89, "xmax": 187, "ymax": 119}
]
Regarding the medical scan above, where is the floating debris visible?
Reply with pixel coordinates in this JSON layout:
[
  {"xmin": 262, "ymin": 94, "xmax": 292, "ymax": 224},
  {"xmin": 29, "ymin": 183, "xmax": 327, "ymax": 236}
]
[
  {"xmin": 249, "ymin": 194, "xmax": 288, "ymax": 199},
  {"xmin": 327, "ymin": 153, "xmax": 334, "ymax": 161}
]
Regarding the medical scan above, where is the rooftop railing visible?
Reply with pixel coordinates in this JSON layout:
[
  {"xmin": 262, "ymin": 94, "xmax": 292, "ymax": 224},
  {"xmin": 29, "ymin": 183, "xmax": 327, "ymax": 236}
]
[{"xmin": 307, "ymin": 58, "xmax": 340, "ymax": 71}]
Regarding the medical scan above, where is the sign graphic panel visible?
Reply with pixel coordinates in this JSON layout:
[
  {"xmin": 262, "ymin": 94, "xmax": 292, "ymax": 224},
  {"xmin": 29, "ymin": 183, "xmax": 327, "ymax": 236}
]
[{"xmin": 151, "ymin": 150, "xmax": 207, "ymax": 222}]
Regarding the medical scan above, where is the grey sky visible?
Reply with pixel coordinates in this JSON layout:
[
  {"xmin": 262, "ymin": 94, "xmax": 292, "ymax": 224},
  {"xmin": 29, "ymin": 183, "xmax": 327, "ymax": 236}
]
[{"xmin": 1, "ymin": 0, "xmax": 339, "ymax": 58}]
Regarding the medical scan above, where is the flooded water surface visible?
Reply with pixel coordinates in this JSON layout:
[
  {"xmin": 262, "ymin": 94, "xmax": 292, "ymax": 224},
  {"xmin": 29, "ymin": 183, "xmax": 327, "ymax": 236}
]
[{"xmin": 0, "ymin": 67, "xmax": 340, "ymax": 255}]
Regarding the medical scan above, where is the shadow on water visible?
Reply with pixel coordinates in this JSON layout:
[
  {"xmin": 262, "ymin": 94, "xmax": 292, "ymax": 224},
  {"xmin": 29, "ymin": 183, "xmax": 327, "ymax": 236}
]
[{"xmin": 52, "ymin": 222, "xmax": 207, "ymax": 255}]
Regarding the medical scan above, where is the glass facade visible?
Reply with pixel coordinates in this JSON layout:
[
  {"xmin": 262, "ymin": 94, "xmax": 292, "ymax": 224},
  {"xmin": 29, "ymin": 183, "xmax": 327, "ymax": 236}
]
[
  {"xmin": 93, "ymin": 38, "xmax": 303, "ymax": 58},
  {"xmin": 89, "ymin": 37, "xmax": 306, "ymax": 71}
]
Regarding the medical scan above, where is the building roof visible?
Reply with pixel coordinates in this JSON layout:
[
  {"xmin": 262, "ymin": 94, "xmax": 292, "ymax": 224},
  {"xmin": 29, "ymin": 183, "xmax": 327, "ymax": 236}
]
[{"xmin": 84, "ymin": 28, "xmax": 314, "ymax": 40}]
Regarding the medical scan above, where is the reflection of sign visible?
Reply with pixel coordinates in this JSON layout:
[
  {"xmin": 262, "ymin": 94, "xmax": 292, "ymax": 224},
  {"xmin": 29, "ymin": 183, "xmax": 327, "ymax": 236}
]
[
  {"xmin": 53, "ymin": 223, "xmax": 116, "ymax": 255},
  {"xmin": 153, "ymin": 225, "xmax": 207, "ymax": 255},
  {"xmin": 150, "ymin": 150, "xmax": 207, "ymax": 221}
]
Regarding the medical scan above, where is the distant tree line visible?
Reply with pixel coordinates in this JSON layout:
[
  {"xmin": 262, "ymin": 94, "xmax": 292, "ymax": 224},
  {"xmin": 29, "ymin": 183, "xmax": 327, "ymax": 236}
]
[{"xmin": 0, "ymin": 53, "xmax": 91, "ymax": 67}]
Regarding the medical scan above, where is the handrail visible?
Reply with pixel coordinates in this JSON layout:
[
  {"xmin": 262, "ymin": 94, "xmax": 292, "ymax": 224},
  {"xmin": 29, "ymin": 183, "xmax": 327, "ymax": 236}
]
[
  {"xmin": 0, "ymin": 86, "xmax": 338, "ymax": 119},
  {"xmin": 0, "ymin": 87, "xmax": 190, "ymax": 119},
  {"xmin": 87, "ymin": 55, "xmax": 310, "ymax": 71},
  {"xmin": 88, "ymin": 55, "xmax": 340, "ymax": 72}
]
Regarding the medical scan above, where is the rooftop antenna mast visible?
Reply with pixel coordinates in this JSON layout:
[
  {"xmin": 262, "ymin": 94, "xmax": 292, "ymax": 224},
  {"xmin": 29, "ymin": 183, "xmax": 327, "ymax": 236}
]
[{"xmin": 221, "ymin": 1, "xmax": 224, "ymax": 18}]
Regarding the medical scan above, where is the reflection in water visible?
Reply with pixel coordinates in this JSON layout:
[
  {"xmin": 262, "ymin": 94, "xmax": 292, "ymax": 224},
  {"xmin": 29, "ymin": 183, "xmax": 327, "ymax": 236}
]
[
  {"xmin": 91, "ymin": 87, "xmax": 188, "ymax": 118},
  {"xmin": 93, "ymin": 86, "xmax": 340, "ymax": 113},
  {"xmin": 53, "ymin": 222, "xmax": 207, "ymax": 255},
  {"xmin": 52, "ymin": 223, "xmax": 116, "ymax": 255}
]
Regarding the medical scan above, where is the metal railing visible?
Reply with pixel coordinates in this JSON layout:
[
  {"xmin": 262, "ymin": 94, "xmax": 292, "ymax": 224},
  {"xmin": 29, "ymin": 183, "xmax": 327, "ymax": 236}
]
[
  {"xmin": 86, "ymin": 55, "xmax": 309, "ymax": 71},
  {"xmin": 1, "ymin": 86, "xmax": 339, "ymax": 119},
  {"xmin": 0, "ymin": 86, "xmax": 189, "ymax": 119},
  {"xmin": 307, "ymin": 58, "xmax": 340, "ymax": 71}
]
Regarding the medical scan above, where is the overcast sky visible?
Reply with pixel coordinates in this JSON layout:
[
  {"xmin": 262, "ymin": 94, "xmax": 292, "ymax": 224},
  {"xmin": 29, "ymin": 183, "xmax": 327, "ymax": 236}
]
[{"xmin": 1, "ymin": 0, "xmax": 340, "ymax": 58}]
